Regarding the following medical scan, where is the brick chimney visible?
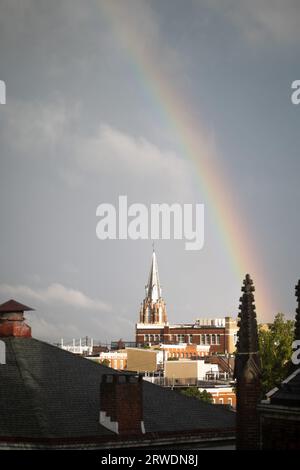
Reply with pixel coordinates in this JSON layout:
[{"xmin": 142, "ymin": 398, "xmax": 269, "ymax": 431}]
[
  {"xmin": 0, "ymin": 299, "xmax": 33, "ymax": 337},
  {"xmin": 234, "ymin": 275, "xmax": 261, "ymax": 450},
  {"xmin": 100, "ymin": 374, "xmax": 145, "ymax": 436}
]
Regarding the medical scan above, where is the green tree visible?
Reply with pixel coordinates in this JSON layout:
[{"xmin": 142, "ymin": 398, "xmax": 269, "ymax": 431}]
[
  {"xmin": 99, "ymin": 359, "xmax": 110, "ymax": 367},
  {"xmin": 259, "ymin": 313, "xmax": 294, "ymax": 396},
  {"xmin": 180, "ymin": 387, "xmax": 213, "ymax": 404}
]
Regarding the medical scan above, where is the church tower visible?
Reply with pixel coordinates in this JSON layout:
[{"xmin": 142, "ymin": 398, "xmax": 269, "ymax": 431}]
[{"xmin": 139, "ymin": 248, "xmax": 168, "ymax": 325}]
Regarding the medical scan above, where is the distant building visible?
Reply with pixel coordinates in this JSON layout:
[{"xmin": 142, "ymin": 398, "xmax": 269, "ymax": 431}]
[
  {"xmin": 60, "ymin": 337, "xmax": 94, "ymax": 356},
  {"xmin": 136, "ymin": 249, "xmax": 238, "ymax": 353},
  {"xmin": 126, "ymin": 347, "xmax": 163, "ymax": 373},
  {"xmin": 126, "ymin": 343, "xmax": 211, "ymax": 374},
  {"xmin": 161, "ymin": 342, "xmax": 210, "ymax": 359},
  {"xmin": 89, "ymin": 350, "xmax": 127, "ymax": 370},
  {"xmin": 198, "ymin": 386, "xmax": 236, "ymax": 408},
  {"xmin": 164, "ymin": 359, "xmax": 219, "ymax": 383}
]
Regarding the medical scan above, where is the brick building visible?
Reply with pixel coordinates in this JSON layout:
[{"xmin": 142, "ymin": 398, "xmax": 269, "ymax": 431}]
[
  {"xmin": 199, "ymin": 386, "xmax": 236, "ymax": 408},
  {"xmin": 89, "ymin": 350, "xmax": 127, "ymax": 370},
  {"xmin": 136, "ymin": 250, "xmax": 237, "ymax": 354},
  {"xmin": 161, "ymin": 342, "xmax": 210, "ymax": 359}
]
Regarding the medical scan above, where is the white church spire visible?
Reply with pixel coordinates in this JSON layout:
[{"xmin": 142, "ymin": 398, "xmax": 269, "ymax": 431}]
[
  {"xmin": 146, "ymin": 247, "xmax": 162, "ymax": 302},
  {"xmin": 139, "ymin": 246, "xmax": 168, "ymax": 325}
]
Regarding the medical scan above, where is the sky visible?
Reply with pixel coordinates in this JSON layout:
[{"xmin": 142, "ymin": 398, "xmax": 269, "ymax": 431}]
[{"xmin": 0, "ymin": 0, "xmax": 299, "ymax": 344}]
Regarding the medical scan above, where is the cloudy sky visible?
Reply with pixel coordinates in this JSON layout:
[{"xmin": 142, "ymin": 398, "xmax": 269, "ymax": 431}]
[{"xmin": 0, "ymin": 0, "xmax": 299, "ymax": 343}]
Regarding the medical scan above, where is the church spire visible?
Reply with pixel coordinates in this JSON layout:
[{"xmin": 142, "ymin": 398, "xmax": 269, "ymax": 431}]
[
  {"xmin": 146, "ymin": 248, "xmax": 162, "ymax": 302},
  {"xmin": 138, "ymin": 247, "xmax": 168, "ymax": 326}
]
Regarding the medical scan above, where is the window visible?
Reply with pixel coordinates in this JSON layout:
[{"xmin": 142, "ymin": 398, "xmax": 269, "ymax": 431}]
[
  {"xmin": 178, "ymin": 334, "xmax": 185, "ymax": 343},
  {"xmin": 211, "ymin": 334, "xmax": 216, "ymax": 345},
  {"xmin": 219, "ymin": 398, "xmax": 223, "ymax": 404},
  {"xmin": 228, "ymin": 397, "xmax": 232, "ymax": 406},
  {"xmin": 145, "ymin": 335, "xmax": 149, "ymax": 342},
  {"xmin": 216, "ymin": 334, "xmax": 221, "ymax": 345},
  {"xmin": 206, "ymin": 334, "xmax": 211, "ymax": 345},
  {"xmin": 201, "ymin": 334, "xmax": 205, "ymax": 345}
]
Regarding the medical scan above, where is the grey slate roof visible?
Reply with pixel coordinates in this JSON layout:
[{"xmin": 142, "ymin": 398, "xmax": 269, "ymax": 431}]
[
  {"xmin": 0, "ymin": 337, "xmax": 235, "ymax": 441},
  {"xmin": 269, "ymin": 368, "xmax": 300, "ymax": 407}
]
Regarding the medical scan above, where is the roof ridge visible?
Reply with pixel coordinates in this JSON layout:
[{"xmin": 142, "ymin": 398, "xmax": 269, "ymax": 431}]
[
  {"xmin": 9, "ymin": 339, "xmax": 47, "ymax": 437},
  {"xmin": 10, "ymin": 339, "xmax": 52, "ymax": 438}
]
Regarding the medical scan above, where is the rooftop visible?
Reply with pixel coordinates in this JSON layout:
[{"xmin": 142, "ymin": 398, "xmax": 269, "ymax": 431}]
[{"xmin": 0, "ymin": 336, "xmax": 235, "ymax": 447}]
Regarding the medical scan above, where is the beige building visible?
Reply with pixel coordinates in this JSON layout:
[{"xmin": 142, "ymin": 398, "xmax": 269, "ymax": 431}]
[
  {"xmin": 164, "ymin": 359, "xmax": 219, "ymax": 381},
  {"xmin": 126, "ymin": 347, "xmax": 163, "ymax": 373}
]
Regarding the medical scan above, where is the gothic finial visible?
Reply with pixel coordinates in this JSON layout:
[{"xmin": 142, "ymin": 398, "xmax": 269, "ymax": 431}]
[
  {"xmin": 235, "ymin": 274, "xmax": 259, "ymax": 357},
  {"xmin": 234, "ymin": 275, "xmax": 261, "ymax": 450}
]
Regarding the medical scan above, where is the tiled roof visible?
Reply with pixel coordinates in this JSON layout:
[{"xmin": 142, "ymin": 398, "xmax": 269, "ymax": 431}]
[
  {"xmin": 269, "ymin": 368, "xmax": 300, "ymax": 407},
  {"xmin": 0, "ymin": 337, "xmax": 235, "ymax": 442}
]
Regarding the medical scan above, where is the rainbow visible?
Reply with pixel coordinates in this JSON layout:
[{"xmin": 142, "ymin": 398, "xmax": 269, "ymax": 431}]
[{"xmin": 99, "ymin": 1, "xmax": 273, "ymax": 319}]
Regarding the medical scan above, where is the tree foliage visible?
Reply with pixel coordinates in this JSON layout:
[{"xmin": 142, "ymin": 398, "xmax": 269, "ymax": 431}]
[
  {"xmin": 99, "ymin": 359, "xmax": 110, "ymax": 367},
  {"xmin": 180, "ymin": 387, "xmax": 213, "ymax": 404},
  {"xmin": 259, "ymin": 313, "xmax": 294, "ymax": 396}
]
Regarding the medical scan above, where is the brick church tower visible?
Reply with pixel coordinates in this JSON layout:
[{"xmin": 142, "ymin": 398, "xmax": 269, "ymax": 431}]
[
  {"xmin": 139, "ymin": 248, "xmax": 168, "ymax": 325},
  {"xmin": 234, "ymin": 274, "xmax": 261, "ymax": 450}
]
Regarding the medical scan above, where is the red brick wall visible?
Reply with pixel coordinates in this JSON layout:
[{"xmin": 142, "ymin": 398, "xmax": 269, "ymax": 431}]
[
  {"xmin": 210, "ymin": 391, "xmax": 236, "ymax": 407},
  {"xmin": 236, "ymin": 377, "xmax": 261, "ymax": 450},
  {"xmin": 100, "ymin": 375, "xmax": 143, "ymax": 436},
  {"xmin": 0, "ymin": 320, "xmax": 31, "ymax": 337},
  {"xmin": 136, "ymin": 326, "xmax": 226, "ymax": 353}
]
